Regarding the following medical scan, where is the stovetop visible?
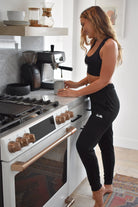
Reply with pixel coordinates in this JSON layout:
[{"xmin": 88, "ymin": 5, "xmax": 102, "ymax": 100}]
[{"xmin": 0, "ymin": 94, "xmax": 59, "ymax": 134}]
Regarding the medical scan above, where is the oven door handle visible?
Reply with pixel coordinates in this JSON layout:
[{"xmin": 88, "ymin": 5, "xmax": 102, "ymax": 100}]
[{"xmin": 11, "ymin": 126, "xmax": 77, "ymax": 172}]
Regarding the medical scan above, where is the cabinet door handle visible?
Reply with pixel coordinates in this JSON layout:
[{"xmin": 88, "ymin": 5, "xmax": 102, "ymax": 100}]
[
  {"xmin": 71, "ymin": 114, "xmax": 82, "ymax": 122},
  {"xmin": 11, "ymin": 126, "xmax": 77, "ymax": 172}
]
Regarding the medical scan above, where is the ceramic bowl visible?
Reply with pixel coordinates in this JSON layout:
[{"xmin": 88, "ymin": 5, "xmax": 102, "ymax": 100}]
[
  {"xmin": 6, "ymin": 83, "xmax": 30, "ymax": 96},
  {"xmin": 7, "ymin": 11, "xmax": 25, "ymax": 21}
]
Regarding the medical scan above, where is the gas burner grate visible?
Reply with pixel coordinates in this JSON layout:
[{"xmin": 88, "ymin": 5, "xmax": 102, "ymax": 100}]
[
  {"xmin": 0, "ymin": 118, "xmax": 21, "ymax": 133},
  {"xmin": 0, "ymin": 94, "xmax": 59, "ymax": 133},
  {"xmin": 0, "ymin": 114, "xmax": 13, "ymax": 125}
]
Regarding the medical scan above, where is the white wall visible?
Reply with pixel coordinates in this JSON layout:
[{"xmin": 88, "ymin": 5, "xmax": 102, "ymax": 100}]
[
  {"xmin": 70, "ymin": 0, "xmax": 138, "ymax": 150},
  {"xmin": 72, "ymin": 0, "xmax": 96, "ymax": 81},
  {"xmin": 112, "ymin": 0, "xmax": 138, "ymax": 150}
]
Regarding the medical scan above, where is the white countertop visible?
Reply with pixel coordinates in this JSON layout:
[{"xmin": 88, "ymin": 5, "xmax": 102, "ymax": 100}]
[{"xmin": 26, "ymin": 88, "xmax": 87, "ymax": 109}]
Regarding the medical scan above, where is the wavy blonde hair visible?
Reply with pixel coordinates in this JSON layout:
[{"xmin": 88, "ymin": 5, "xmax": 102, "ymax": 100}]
[{"xmin": 80, "ymin": 6, "xmax": 122, "ymax": 65}]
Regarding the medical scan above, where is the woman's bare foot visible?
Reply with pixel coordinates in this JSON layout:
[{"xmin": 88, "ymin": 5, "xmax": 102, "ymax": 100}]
[
  {"xmin": 104, "ymin": 184, "xmax": 113, "ymax": 195},
  {"xmin": 93, "ymin": 186, "xmax": 105, "ymax": 207}
]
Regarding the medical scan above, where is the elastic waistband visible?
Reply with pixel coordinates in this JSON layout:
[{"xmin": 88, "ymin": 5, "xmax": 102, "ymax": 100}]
[
  {"xmin": 101, "ymin": 83, "xmax": 114, "ymax": 91},
  {"xmin": 94, "ymin": 83, "xmax": 114, "ymax": 94}
]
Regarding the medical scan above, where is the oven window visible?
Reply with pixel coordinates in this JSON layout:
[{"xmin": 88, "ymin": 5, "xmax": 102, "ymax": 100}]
[
  {"xmin": 15, "ymin": 140, "xmax": 67, "ymax": 207},
  {"xmin": 30, "ymin": 116, "xmax": 56, "ymax": 141}
]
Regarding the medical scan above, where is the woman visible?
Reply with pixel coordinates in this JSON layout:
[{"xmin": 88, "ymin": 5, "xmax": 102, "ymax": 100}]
[{"xmin": 58, "ymin": 6, "xmax": 122, "ymax": 207}]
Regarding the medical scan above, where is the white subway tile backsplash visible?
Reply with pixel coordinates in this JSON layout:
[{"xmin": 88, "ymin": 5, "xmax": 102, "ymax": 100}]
[{"xmin": 0, "ymin": 49, "xmax": 21, "ymax": 93}]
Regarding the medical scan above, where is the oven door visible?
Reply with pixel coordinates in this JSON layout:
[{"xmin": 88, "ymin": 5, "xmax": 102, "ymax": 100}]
[{"xmin": 2, "ymin": 126, "xmax": 76, "ymax": 207}]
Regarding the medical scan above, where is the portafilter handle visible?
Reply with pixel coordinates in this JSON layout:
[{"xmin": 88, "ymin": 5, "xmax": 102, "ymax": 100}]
[
  {"xmin": 58, "ymin": 66, "xmax": 73, "ymax": 78},
  {"xmin": 58, "ymin": 66, "xmax": 73, "ymax": 71}
]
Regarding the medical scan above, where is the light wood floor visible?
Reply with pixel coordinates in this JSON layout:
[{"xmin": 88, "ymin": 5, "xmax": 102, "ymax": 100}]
[{"xmin": 70, "ymin": 146, "xmax": 138, "ymax": 207}]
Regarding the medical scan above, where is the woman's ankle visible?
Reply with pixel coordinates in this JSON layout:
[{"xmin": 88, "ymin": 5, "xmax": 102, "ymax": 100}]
[
  {"xmin": 92, "ymin": 186, "xmax": 105, "ymax": 206},
  {"xmin": 104, "ymin": 184, "xmax": 113, "ymax": 194}
]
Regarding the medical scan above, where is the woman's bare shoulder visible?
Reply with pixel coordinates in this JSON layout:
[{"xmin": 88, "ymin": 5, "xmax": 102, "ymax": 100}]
[
  {"xmin": 104, "ymin": 38, "xmax": 117, "ymax": 49},
  {"xmin": 100, "ymin": 38, "xmax": 118, "ymax": 58}
]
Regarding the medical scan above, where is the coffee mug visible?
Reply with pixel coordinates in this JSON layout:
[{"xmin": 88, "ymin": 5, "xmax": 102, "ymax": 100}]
[{"xmin": 54, "ymin": 80, "xmax": 65, "ymax": 95}]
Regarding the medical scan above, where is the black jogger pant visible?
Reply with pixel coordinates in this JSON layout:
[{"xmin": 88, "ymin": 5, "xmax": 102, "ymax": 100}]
[{"xmin": 76, "ymin": 84, "xmax": 120, "ymax": 191}]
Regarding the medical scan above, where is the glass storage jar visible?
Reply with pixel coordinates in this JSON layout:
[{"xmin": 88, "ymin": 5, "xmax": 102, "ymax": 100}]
[
  {"xmin": 40, "ymin": 7, "xmax": 54, "ymax": 27},
  {"xmin": 28, "ymin": 7, "xmax": 40, "ymax": 26}
]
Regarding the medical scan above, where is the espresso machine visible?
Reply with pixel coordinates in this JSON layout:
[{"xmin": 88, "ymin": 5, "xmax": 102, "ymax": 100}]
[{"xmin": 36, "ymin": 45, "xmax": 73, "ymax": 89}]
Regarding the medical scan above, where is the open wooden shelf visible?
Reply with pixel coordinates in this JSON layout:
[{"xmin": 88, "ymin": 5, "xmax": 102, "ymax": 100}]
[{"xmin": 0, "ymin": 26, "xmax": 68, "ymax": 36}]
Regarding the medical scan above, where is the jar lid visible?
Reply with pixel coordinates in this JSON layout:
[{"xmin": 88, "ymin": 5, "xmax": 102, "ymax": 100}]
[
  {"xmin": 42, "ymin": 8, "xmax": 52, "ymax": 11},
  {"xmin": 29, "ymin": 8, "xmax": 40, "ymax": 10}
]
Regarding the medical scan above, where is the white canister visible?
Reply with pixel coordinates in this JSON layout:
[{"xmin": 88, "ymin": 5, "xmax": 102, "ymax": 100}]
[{"xmin": 54, "ymin": 80, "xmax": 65, "ymax": 95}]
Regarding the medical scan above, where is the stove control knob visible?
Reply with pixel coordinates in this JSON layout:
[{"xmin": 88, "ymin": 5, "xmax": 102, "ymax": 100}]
[
  {"xmin": 67, "ymin": 111, "xmax": 74, "ymax": 118},
  {"xmin": 63, "ymin": 112, "xmax": 70, "ymax": 120},
  {"xmin": 56, "ymin": 115, "xmax": 63, "ymax": 124},
  {"xmin": 16, "ymin": 137, "xmax": 24, "ymax": 147},
  {"xmin": 56, "ymin": 115, "xmax": 66, "ymax": 124},
  {"xmin": 60, "ymin": 114, "xmax": 66, "ymax": 123},
  {"xmin": 22, "ymin": 137, "xmax": 29, "ymax": 146},
  {"xmin": 23, "ymin": 133, "xmax": 36, "ymax": 143},
  {"xmin": 8, "ymin": 141, "xmax": 21, "ymax": 153}
]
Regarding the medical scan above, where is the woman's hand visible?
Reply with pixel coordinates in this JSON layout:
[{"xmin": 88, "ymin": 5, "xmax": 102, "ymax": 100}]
[
  {"xmin": 64, "ymin": 81, "xmax": 78, "ymax": 88},
  {"xmin": 57, "ymin": 88, "xmax": 79, "ymax": 97}
]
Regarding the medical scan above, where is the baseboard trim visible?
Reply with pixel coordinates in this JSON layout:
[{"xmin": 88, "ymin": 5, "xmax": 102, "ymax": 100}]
[{"xmin": 114, "ymin": 136, "xmax": 138, "ymax": 150}]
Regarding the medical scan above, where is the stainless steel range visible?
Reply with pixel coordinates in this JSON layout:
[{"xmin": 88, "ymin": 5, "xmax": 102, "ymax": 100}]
[{"xmin": 0, "ymin": 94, "xmax": 77, "ymax": 207}]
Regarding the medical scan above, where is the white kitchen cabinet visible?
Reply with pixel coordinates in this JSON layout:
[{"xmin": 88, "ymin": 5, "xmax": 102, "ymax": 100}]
[{"xmin": 0, "ymin": 25, "xmax": 68, "ymax": 36}]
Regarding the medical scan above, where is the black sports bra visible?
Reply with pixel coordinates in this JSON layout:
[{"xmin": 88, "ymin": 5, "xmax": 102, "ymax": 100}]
[{"xmin": 85, "ymin": 38, "xmax": 109, "ymax": 76}]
